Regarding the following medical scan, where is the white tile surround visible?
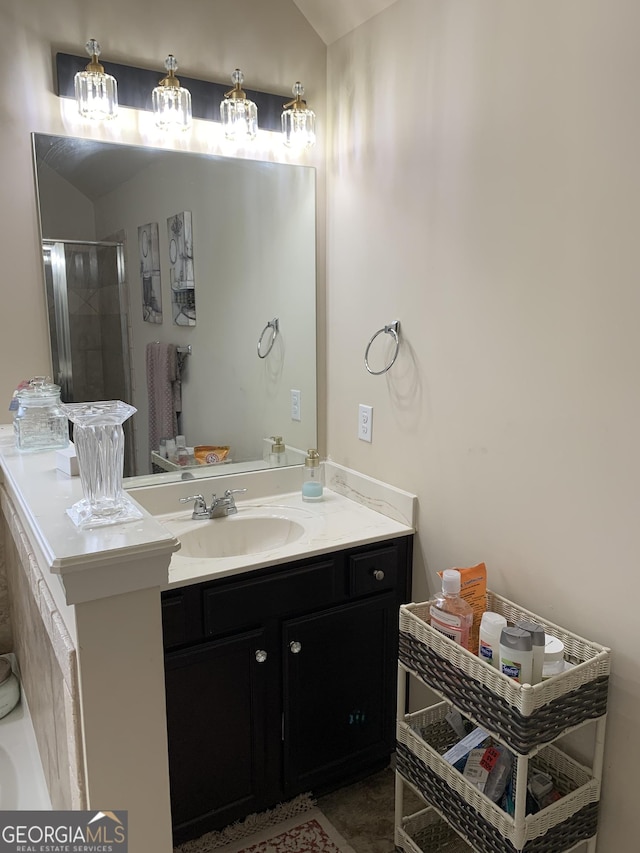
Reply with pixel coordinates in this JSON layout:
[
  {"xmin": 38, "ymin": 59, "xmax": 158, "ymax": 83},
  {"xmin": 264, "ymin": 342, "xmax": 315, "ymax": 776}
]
[
  {"xmin": 0, "ymin": 430, "xmax": 416, "ymax": 850},
  {"xmin": 0, "ymin": 657, "xmax": 51, "ymax": 810}
]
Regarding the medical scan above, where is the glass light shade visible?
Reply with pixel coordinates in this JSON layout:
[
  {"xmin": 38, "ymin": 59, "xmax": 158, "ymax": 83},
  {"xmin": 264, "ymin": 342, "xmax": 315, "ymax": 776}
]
[
  {"xmin": 153, "ymin": 55, "xmax": 192, "ymax": 132},
  {"xmin": 220, "ymin": 69, "xmax": 258, "ymax": 142},
  {"xmin": 74, "ymin": 39, "xmax": 118, "ymax": 121},
  {"xmin": 282, "ymin": 82, "xmax": 316, "ymax": 150}
]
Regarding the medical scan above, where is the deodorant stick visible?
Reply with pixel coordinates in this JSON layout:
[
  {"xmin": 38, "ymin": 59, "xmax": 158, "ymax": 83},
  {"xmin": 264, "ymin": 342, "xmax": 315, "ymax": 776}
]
[
  {"xmin": 478, "ymin": 612, "xmax": 508, "ymax": 668},
  {"xmin": 499, "ymin": 627, "xmax": 533, "ymax": 685},
  {"xmin": 516, "ymin": 619, "xmax": 545, "ymax": 684}
]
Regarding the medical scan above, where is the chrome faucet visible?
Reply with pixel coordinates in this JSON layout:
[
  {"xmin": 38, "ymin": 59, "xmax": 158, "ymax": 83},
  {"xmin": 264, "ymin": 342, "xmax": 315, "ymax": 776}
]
[{"xmin": 179, "ymin": 488, "xmax": 247, "ymax": 520}]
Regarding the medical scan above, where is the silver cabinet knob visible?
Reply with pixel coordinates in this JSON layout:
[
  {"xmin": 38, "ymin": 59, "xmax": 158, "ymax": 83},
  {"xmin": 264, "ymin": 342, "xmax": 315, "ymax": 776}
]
[
  {"xmin": 255, "ymin": 649, "xmax": 268, "ymax": 663},
  {"xmin": 289, "ymin": 641, "xmax": 302, "ymax": 654},
  {"xmin": 373, "ymin": 569, "xmax": 385, "ymax": 581}
]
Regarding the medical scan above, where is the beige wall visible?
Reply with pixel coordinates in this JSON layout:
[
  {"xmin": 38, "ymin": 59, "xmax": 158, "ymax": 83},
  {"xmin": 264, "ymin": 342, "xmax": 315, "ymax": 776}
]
[{"xmin": 327, "ymin": 0, "xmax": 640, "ymax": 847}]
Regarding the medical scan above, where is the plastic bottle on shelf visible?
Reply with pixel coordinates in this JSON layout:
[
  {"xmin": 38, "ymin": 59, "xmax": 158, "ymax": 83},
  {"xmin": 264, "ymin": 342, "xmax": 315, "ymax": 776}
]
[
  {"xmin": 499, "ymin": 627, "xmax": 533, "ymax": 685},
  {"xmin": 175, "ymin": 435, "xmax": 189, "ymax": 466},
  {"xmin": 542, "ymin": 635, "xmax": 565, "ymax": 680},
  {"xmin": 515, "ymin": 619, "xmax": 545, "ymax": 684},
  {"xmin": 429, "ymin": 569, "xmax": 474, "ymax": 650},
  {"xmin": 478, "ymin": 612, "xmax": 508, "ymax": 668}
]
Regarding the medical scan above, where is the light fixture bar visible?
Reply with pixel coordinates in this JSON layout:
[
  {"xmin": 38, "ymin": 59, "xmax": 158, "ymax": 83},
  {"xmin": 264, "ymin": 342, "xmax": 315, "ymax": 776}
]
[{"xmin": 56, "ymin": 53, "xmax": 284, "ymax": 131}]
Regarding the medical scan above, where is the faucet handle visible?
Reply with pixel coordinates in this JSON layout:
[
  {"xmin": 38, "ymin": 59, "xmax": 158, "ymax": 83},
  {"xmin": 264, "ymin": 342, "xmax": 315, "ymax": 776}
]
[
  {"xmin": 224, "ymin": 488, "xmax": 247, "ymax": 498},
  {"xmin": 179, "ymin": 494, "xmax": 207, "ymax": 509}
]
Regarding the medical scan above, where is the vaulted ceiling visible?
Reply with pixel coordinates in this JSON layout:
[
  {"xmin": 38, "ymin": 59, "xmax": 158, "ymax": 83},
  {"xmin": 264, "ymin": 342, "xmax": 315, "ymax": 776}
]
[{"xmin": 292, "ymin": 0, "xmax": 399, "ymax": 44}]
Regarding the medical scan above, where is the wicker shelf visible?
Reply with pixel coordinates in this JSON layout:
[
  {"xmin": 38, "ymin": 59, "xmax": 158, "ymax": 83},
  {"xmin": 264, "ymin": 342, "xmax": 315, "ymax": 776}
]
[{"xmin": 394, "ymin": 592, "xmax": 610, "ymax": 853}]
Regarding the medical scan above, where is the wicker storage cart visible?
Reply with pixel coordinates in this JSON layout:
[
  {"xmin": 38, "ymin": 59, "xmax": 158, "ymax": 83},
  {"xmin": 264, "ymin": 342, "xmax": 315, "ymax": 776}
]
[{"xmin": 394, "ymin": 591, "xmax": 610, "ymax": 853}]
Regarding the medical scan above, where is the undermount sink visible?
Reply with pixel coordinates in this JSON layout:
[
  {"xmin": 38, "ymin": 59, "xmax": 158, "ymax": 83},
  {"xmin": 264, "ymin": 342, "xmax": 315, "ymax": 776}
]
[{"xmin": 176, "ymin": 514, "xmax": 306, "ymax": 559}]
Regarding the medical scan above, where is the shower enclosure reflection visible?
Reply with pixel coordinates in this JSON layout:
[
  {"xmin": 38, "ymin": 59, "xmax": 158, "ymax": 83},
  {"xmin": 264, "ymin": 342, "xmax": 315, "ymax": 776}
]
[{"xmin": 42, "ymin": 239, "xmax": 135, "ymax": 476}]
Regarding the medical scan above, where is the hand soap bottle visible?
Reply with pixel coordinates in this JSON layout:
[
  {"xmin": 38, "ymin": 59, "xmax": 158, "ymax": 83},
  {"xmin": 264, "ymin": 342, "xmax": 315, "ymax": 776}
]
[
  {"xmin": 302, "ymin": 448, "xmax": 323, "ymax": 501},
  {"xmin": 269, "ymin": 435, "xmax": 287, "ymax": 466}
]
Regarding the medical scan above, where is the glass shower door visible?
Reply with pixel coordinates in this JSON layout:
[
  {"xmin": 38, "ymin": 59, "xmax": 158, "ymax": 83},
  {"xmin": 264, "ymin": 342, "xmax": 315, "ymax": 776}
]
[{"xmin": 42, "ymin": 240, "xmax": 136, "ymax": 476}]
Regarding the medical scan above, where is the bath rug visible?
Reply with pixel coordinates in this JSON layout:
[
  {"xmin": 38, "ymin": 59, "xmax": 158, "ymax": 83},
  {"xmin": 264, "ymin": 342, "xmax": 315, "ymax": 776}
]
[{"xmin": 174, "ymin": 794, "xmax": 355, "ymax": 852}]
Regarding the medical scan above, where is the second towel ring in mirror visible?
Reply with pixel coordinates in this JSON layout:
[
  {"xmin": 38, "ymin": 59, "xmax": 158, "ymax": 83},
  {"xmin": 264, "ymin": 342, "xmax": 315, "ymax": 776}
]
[
  {"xmin": 257, "ymin": 318, "xmax": 279, "ymax": 359},
  {"xmin": 365, "ymin": 320, "xmax": 400, "ymax": 375}
]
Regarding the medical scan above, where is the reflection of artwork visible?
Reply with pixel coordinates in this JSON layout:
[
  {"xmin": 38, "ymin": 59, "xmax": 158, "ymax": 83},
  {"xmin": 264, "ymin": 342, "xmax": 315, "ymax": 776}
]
[
  {"xmin": 138, "ymin": 222, "xmax": 162, "ymax": 324},
  {"xmin": 167, "ymin": 211, "xmax": 196, "ymax": 326}
]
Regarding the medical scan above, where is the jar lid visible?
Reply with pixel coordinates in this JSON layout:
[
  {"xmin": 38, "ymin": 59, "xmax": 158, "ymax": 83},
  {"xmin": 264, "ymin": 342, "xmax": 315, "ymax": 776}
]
[
  {"xmin": 0, "ymin": 658, "xmax": 12, "ymax": 685},
  {"xmin": 17, "ymin": 377, "xmax": 61, "ymax": 400}
]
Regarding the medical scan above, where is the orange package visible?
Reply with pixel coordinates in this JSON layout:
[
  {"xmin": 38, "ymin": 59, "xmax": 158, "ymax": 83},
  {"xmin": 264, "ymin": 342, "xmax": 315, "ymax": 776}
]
[
  {"xmin": 194, "ymin": 445, "xmax": 230, "ymax": 465},
  {"xmin": 438, "ymin": 562, "xmax": 487, "ymax": 654}
]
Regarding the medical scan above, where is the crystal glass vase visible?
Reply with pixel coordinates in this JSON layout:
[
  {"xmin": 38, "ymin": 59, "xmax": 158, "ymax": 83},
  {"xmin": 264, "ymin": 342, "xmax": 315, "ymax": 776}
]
[{"xmin": 62, "ymin": 401, "xmax": 143, "ymax": 529}]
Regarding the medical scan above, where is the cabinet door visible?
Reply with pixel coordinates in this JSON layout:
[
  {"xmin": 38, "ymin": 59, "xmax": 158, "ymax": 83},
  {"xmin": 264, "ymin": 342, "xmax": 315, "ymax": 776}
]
[
  {"xmin": 165, "ymin": 626, "xmax": 280, "ymax": 844},
  {"xmin": 282, "ymin": 594, "xmax": 396, "ymax": 794}
]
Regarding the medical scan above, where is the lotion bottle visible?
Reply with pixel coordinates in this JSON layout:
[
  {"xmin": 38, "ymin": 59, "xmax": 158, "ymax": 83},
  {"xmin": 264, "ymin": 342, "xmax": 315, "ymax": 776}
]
[
  {"xmin": 302, "ymin": 449, "xmax": 323, "ymax": 501},
  {"xmin": 429, "ymin": 569, "xmax": 474, "ymax": 650}
]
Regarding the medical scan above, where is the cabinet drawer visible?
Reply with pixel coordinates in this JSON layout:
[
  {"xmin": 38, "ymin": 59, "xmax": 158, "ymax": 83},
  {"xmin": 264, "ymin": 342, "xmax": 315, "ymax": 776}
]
[
  {"xmin": 204, "ymin": 558, "xmax": 343, "ymax": 638},
  {"xmin": 349, "ymin": 545, "xmax": 399, "ymax": 597}
]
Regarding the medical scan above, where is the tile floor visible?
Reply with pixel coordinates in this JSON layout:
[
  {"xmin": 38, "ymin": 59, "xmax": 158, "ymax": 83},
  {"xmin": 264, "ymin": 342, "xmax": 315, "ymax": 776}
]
[{"xmin": 317, "ymin": 766, "xmax": 423, "ymax": 853}]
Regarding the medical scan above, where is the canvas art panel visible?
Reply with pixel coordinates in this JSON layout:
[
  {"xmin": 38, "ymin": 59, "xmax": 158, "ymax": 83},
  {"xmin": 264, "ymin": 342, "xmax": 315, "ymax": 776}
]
[
  {"xmin": 167, "ymin": 211, "xmax": 196, "ymax": 326},
  {"xmin": 138, "ymin": 222, "xmax": 162, "ymax": 324}
]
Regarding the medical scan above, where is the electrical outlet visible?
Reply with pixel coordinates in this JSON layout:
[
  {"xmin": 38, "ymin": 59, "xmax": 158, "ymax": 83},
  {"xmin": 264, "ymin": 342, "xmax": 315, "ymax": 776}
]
[
  {"xmin": 358, "ymin": 404, "xmax": 373, "ymax": 442},
  {"xmin": 291, "ymin": 389, "xmax": 301, "ymax": 422}
]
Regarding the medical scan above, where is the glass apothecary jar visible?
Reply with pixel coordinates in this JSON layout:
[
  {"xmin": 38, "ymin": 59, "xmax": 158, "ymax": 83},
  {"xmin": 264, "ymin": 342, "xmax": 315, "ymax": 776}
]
[{"xmin": 14, "ymin": 377, "xmax": 69, "ymax": 453}]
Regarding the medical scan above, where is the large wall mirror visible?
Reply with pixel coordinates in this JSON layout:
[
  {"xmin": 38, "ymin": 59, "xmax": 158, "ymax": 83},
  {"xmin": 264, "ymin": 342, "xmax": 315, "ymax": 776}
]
[{"xmin": 32, "ymin": 133, "xmax": 317, "ymax": 484}]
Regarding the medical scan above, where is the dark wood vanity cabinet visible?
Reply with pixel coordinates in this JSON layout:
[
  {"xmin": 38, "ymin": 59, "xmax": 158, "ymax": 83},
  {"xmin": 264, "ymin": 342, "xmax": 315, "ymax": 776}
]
[{"xmin": 162, "ymin": 535, "xmax": 413, "ymax": 845}]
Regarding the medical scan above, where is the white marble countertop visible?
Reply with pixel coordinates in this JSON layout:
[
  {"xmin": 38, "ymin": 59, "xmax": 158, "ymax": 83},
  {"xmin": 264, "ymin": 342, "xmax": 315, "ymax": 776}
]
[
  {"xmin": 158, "ymin": 488, "xmax": 414, "ymax": 588},
  {"xmin": 0, "ymin": 420, "xmax": 416, "ymax": 603}
]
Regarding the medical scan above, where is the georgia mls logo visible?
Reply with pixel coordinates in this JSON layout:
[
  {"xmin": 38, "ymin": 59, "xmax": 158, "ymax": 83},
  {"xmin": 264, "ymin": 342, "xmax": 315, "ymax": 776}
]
[{"xmin": 0, "ymin": 810, "xmax": 128, "ymax": 852}]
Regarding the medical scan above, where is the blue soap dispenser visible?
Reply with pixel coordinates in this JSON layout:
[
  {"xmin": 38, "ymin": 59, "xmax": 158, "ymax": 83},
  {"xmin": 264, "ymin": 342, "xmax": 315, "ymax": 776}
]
[{"xmin": 302, "ymin": 448, "xmax": 323, "ymax": 501}]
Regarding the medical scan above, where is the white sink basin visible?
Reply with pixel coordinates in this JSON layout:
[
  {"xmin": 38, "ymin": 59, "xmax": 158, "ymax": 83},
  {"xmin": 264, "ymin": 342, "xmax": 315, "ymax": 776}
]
[{"xmin": 176, "ymin": 515, "xmax": 306, "ymax": 558}]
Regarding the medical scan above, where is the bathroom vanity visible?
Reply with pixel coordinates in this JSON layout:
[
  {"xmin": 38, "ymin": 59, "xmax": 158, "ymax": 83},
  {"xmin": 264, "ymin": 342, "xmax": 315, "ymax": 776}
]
[
  {"xmin": 163, "ymin": 535, "xmax": 412, "ymax": 843},
  {"xmin": 0, "ymin": 437, "xmax": 415, "ymax": 853}
]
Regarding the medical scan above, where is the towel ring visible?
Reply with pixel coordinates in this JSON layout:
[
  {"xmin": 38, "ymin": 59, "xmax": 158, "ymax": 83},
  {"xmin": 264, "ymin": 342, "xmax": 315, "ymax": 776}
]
[
  {"xmin": 257, "ymin": 318, "xmax": 279, "ymax": 359},
  {"xmin": 364, "ymin": 321, "xmax": 400, "ymax": 375}
]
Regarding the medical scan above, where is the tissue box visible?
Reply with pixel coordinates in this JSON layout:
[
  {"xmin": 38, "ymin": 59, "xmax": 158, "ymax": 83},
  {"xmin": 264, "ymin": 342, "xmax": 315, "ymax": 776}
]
[{"xmin": 56, "ymin": 444, "xmax": 79, "ymax": 477}]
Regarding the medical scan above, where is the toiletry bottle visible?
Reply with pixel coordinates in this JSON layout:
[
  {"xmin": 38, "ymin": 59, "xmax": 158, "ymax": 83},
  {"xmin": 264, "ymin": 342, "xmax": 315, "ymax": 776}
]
[
  {"xmin": 542, "ymin": 635, "xmax": 565, "ymax": 680},
  {"xmin": 175, "ymin": 435, "xmax": 189, "ymax": 466},
  {"xmin": 269, "ymin": 436, "xmax": 287, "ymax": 466},
  {"xmin": 499, "ymin": 627, "xmax": 533, "ymax": 684},
  {"xmin": 516, "ymin": 619, "xmax": 545, "ymax": 684},
  {"xmin": 478, "ymin": 612, "xmax": 508, "ymax": 668},
  {"xmin": 429, "ymin": 569, "xmax": 474, "ymax": 650},
  {"xmin": 302, "ymin": 449, "xmax": 323, "ymax": 501}
]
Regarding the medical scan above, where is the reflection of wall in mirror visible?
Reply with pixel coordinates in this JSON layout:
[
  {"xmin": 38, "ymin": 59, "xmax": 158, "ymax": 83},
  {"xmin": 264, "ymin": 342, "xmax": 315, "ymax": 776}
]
[{"xmin": 35, "ymin": 140, "xmax": 317, "ymax": 478}]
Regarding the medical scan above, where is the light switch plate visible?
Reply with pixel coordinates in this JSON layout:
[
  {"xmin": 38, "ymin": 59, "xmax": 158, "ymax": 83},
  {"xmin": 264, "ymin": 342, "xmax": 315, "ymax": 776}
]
[
  {"xmin": 291, "ymin": 389, "xmax": 301, "ymax": 421},
  {"xmin": 358, "ymin": 404, "xmax": 373, "ymax": 442}
]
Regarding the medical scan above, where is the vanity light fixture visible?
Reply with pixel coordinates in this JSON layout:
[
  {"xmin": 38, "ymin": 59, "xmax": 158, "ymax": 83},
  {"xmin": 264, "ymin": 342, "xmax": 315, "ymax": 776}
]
[
  {"xmin": 152, "ymin": 55, "xmax": 192, "ymax": 132},
  {"xmin": 281, "ymin": 82, "xmax": 316, "ymax": 150},
  {"xmin": 74, "ymin": 39, "xmax": 118, "ymax": 120},
  {"xmin": 220, "ymin": 69, "xmax": 258, "ymax": 142}
]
